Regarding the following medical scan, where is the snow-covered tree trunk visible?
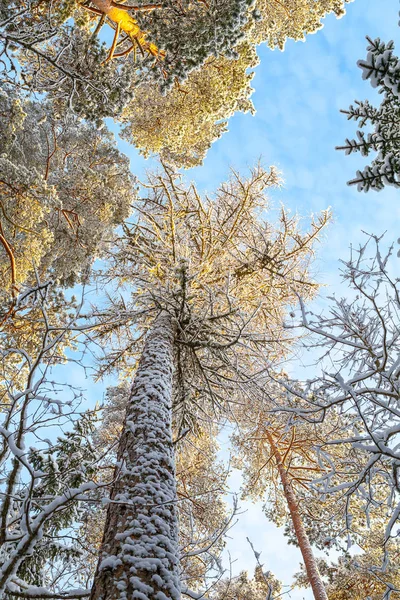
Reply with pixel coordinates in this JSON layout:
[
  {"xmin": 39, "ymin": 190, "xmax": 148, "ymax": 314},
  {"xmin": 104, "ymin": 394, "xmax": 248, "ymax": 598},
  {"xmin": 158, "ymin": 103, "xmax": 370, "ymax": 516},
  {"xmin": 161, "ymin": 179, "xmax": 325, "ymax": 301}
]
[
  {"xmin": 266, "ymin": 431, "xmax": 328, "ymax": 600},
  {"xmin": 91, "ymin": 311, "xmax": 181, "ymax": 600}
]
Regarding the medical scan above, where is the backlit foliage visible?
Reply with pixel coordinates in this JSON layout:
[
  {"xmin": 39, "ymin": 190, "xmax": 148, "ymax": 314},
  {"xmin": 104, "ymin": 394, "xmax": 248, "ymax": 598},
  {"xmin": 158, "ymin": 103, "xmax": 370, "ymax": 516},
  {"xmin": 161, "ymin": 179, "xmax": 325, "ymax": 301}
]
[
  {"xmin": 121, "ymin": 42, "xmax": 258, "ymax": 167},
  {"xmin": 95, "ymin": 163, "xmax": 330, "ymax": 431},
  {"xmin": 1, "ymin": 1, "xmax": 352, "ymax": 165},
  {"xmin": 0, "ymin": 88, "xmax": 134, "ymax": 312},
  {"xmin": 230, "ymin": 381, "xmax": 386, "ymax": 554},
  {"xmin": 250, "ymin": 0, "xmax": 350, "ymax": 49},
  {"xmin": 295, "ymin": 529, "xmax": 400, "ymax": 600},
  {"xmin": 232, "ymin": 400, "xmax": 327, "ymax": 524},
  {"xmin": 122, "ymin": 1, "xmax": 352, "ymax": 167}
]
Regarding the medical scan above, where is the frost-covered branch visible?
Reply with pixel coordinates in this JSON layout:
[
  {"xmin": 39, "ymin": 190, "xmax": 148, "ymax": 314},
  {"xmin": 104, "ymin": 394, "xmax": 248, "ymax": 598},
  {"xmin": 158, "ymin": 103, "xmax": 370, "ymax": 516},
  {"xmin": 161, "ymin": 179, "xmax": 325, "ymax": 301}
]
[{"xmin": 274, "ymin": 235, "xmax": 400, "ymax": 592}]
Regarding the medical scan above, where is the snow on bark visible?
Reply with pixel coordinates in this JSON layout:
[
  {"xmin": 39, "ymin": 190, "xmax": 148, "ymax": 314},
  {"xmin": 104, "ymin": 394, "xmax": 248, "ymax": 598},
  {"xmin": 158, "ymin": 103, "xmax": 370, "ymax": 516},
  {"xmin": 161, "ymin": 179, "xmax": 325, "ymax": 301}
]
[
  {"xmin": 91, "ymin": 311, "xmax": 181, "ymax": 600},
  {"xmin": 266, "ymin": 432, "xmax": 328, "ymax": 600}
]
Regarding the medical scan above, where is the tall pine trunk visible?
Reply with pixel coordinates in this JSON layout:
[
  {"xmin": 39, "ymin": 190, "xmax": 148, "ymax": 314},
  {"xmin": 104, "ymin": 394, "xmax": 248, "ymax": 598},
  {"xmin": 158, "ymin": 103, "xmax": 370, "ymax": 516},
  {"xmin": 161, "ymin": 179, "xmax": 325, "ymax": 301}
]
[
  {"xmin": 266, "ymin": 431, "xmax": 328, "ymax": 600},
  {"xmin": 91, "ymin": 312, "xmax": 181, "ymax": 600}
]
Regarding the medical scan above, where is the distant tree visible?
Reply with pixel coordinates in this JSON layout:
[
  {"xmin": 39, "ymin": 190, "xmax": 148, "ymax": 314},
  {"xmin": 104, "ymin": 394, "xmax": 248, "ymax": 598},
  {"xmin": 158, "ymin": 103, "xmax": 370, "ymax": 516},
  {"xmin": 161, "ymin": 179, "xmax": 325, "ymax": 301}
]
[
  {"xmin": 175, "ymin": 429, "xmax": 232, "ymax": 594},
  {"xmin": 232, "ymin": 388, "xmax": 336, "ymax": 600},
  {"xmin": 337, "ymin": 36, "xmax": 400, "ymax": 191},
  {"xmin": 89, "ymin": 163, "xmax": 329, "ymax": 598},
  {"xmin": 294, "ymin": 527, "xmax": 400, "ymax": 600}
]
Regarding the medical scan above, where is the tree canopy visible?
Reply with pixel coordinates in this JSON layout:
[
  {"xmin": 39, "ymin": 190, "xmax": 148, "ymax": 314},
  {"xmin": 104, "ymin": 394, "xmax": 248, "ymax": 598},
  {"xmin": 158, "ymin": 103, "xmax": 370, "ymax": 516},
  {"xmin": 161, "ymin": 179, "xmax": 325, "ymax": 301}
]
[
  {"xmin": 1, "ymin": 0, "xmax": 352, "ymax": 165},
  {"xmin": 3, "ymin": 3, "xmax": 400, "ymax": 600},
  {"xmin": 0, "ymin": 88, "xmax": 134, "ymax": 308}
]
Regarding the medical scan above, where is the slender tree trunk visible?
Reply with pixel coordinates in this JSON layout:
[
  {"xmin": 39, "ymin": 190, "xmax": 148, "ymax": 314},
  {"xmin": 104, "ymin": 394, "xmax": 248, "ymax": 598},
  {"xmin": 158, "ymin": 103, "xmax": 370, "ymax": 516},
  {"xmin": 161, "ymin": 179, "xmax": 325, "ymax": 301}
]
[
  {"xmin": 266, "ymin": 431, "xmax": 328, "ymax": 600},
  {"xmin": 91, "ymin": 311, "xmax": 181, "ymax": 600}
]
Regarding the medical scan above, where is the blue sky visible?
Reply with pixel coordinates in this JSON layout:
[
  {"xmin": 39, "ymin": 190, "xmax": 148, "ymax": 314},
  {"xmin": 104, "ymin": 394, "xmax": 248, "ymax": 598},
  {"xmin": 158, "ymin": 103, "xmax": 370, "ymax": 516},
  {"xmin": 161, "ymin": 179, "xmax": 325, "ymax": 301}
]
[{"xmin": 70, "ymin": 1, "xmax": 400, "ymax": 595}]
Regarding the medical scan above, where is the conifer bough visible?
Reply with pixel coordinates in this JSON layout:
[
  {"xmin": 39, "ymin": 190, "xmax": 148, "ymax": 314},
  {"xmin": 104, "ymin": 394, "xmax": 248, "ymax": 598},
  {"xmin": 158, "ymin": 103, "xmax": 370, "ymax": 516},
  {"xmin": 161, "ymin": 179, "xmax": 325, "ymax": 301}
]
[{"xmin": 337, "ymin": 36, "xmax": 400, "ymax": 191}]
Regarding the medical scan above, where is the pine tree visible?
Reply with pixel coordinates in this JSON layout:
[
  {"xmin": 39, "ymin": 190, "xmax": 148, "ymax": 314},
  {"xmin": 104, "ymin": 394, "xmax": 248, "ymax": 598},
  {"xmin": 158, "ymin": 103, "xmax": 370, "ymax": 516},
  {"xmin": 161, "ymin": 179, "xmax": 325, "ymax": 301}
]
[
  {"xmin": 89, "ymin": 163, "xmax": 330, "ymax": 597},
  {"xmin": 250, "ymin": 0, "xmax": 349, "ymax": 49},
  {"xmin": 120, "ymin": 41, "xmax": 258, "ymax": 168},
  {"xmin": 231, "ymin": 388, "xmax": 334, "ymax": 600}
]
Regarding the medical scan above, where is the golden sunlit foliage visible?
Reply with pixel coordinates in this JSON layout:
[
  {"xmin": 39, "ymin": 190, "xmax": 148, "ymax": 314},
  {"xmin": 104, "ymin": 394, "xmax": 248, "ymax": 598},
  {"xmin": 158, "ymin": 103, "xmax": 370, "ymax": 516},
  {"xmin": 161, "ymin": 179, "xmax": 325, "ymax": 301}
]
[
  {"xmin": 295, "ymin": 529, "xmax": 400, "ymax": 600},
  {"xmin": 2, "ymin": 0, "xmax": 351, "ymax": 165},
  {"xmin": 95, "ymin": 163, "xmax": 330, "ymax": 393},
  {"xmin": 0, "ymin": 91, "xmax": 134, "ymax": 309},
  {"xmin": 121, "ymin": 42, "xmax": 258, "ymax": 167},
  {"xmin": 251, "ymin": 0, "xmax": 348, "ymax": 49},
  {"xmin": 232, "ymin": 389, "xmax": 378, "ymax": 548},
  {"xmin": 121, "ymin": 0, "xmax": 351, "ymax": 167}
]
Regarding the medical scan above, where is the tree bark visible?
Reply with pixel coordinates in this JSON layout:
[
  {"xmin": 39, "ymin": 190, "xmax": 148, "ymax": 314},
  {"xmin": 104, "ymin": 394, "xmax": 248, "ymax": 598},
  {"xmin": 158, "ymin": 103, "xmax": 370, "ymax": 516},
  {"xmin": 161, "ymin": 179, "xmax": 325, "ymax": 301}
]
[
  {"xmin": 91, "ymin": 311, "xmax": 181, "ymax": 600},
  {"xmin": 266, "ymin": 431, "xmax": 328, "ymax": 600}
]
